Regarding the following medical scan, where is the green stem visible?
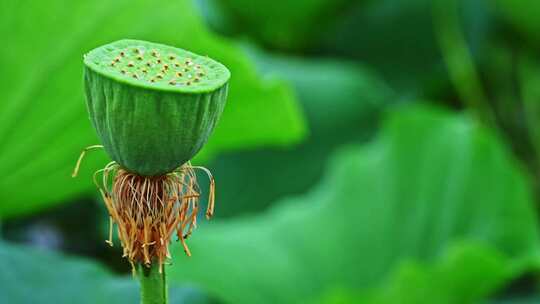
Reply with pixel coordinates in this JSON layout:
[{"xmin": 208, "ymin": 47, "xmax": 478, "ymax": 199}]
[
  {"xmin": 433, "ymin": 0, "xmax": 494, "ymax": 126},
  {"xmin": 137, "ymin": 263, "xmax": 168, "ymax": 304}
]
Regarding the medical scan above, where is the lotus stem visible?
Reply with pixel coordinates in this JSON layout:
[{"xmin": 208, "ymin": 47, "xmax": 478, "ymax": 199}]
[{"xmin": 138, "ymin": 263, "xmax": 168, "ymax": 304}]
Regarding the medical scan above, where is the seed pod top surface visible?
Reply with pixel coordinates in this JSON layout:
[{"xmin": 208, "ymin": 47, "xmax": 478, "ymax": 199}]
[
  {"xmin": 84, "ymin": 39, "xmax": 229, "ymax": 92},
  {"xmin": 83, "ymin": 39, "xmax": 230, "ymax": 176}
]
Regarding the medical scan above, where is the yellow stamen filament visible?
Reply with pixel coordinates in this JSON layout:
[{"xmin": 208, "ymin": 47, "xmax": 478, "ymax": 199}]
[
  {"xmin": 97, "ymin": 161, "xmax": 214, "ymax": 271},
  {"xmin": 72, "ymin": 146, "xmax": 216, "ymax": 272}
]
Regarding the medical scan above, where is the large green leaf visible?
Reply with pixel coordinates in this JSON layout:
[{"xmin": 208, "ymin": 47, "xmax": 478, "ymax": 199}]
[
  {"xmin": 210, "ymin": 51, "xmax": 393, "ymax": 217},
  {"xmin": 168, "ymin": 106, "xmax": 540, "ymax": 303},
  {"xmin": 316, "ymin": 242, "xmax": 536, "ymax": 304},
  {"xmin": 491, "ymin": 1, "xmax": 540, "ymax": 46},
  {"xmin": 0, "ymin": 0, "xmax": 305, "ymax": 218},
  {"xmin": 319, "ymin": 0, "xmax": 490, "ymax": 96},
  {"xmin": 196, "ymin": 0, "xmax": 361, "ymax": 50},
  {"xmin": 0, "ymin": 241, "xmax": 210, "ymax": 304}
]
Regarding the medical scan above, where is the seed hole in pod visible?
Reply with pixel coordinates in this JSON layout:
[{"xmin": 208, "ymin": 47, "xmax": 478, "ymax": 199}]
[
  {"xmin": 183, "ymin": 68, "xmax": 189, "ymax": 72},
  {"xmin": 134, "ymin": 48, "xmax": 140, "ymax": 54},
  {"xmin": 120, "ymin": 51, "xmax": 125, "ymax": 57},
  {"xmin": 127, "ymin": 61, "xmax": 134, "ymax": 67},
  {"xmin": 151, "ymin": 50, "xmax": 159, "ymax": 57},
  {"xmin": 169, "ymin": 80, "xmax": 176, "ymax": 85},
  {"xmin": 142, "ymin": 69, "xmax": 148, "ymax": 73},
  {"xmin": 197, "ymin": 72, "xmax": 204, "ymax": 77},
  {"xmin": 150, "ymin": 78, "xmax": 156, "ymax": 82},
  {"xmin": 176, "ymin": 72, "xmax": 183, "ymax": 77},
  {"xmin": 156, "ymin": 74, "xmax": 163, "ymax": 79},
  {"xmin": 132, "ymin": 73, "xmax": 139, "ymax": 79},
  {"xmin": 194, "ymin": 77, "xmax": 200, "ymax": 82},
  {"xmin": 121, "ymin": 69, "xmax": 126, "ymax": 74},
  {"xmin": 136, "ymin": 55, "xmax": 143, "ymax": 60},
  {"xmin": 168, "ymin": 54, "xmax": 175, "ymax": 60},
  {"xmin": 157, "ymin": 59, "xmax": 162, "ymax": 64},
  {"xmin": 146, "ymin": 62, "xmax": 152, "ymax": 67},
  {"xmin": 114, "ymin": 57, "xmax": 121, "ymax": 62},
  {"xmin": 110, "ymin": 62, "xmax": 116, "ymax": 67},
  {"xmin": 174, "ymin": 62, "xmax": 180, "ymax": 67},
  {"xmin": 186, "ymin": 81, "xmax": 191, "ymax": 86},
  {"xmin": 163, "ymin": 64, "xmax": 169, "ymax": 70}
]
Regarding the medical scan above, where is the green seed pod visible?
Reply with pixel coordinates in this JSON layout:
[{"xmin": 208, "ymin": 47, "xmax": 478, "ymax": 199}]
[{"xmin": 83, "ymin": 39, "xmax": 229, "ymax": 176}]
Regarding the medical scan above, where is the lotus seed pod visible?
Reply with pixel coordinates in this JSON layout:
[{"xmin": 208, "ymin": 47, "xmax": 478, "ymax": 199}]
[{"xmin": 83, "ymin": 39, "xmax": 229, "ymax": 176}]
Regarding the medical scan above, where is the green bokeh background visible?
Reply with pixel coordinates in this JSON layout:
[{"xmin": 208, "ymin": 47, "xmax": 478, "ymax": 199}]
[{"xmin": 3, "ymin": 0, "xmax": 540, "ymax": 303}]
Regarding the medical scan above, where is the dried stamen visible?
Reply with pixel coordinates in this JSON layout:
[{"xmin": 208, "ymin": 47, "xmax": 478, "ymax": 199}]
[{"xmin": 89, "ymin": 162, "xmax": 215, "ymax": 271}]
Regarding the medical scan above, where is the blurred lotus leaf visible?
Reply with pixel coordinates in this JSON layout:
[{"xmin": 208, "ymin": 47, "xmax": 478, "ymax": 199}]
[
  {"xmin": 0, "ymin": 0, "xmax": 305, "ymax": 218},
  {"xmin": 0, "ymin": 241, "xmax": 210, "ymax": 304},
  {"xmin": 213, "ymin": 50, "xmax": 393, "ymax": 216},
  {"xmin": 317, "ymin": 242, "xmax": 537, "ymax": 304},
  {"xmin": 168, "ymin": 106, "xmax": 540, "ymax": 303},
  {"xmin": 196, "ymin": 0, "xmax": 362, "ymax": 50},
  {"xmin": 492, "ymin": 1, "xmax": 540, "ymax": 45}
]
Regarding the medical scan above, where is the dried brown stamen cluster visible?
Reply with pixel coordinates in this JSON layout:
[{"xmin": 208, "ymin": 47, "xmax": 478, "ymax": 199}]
[{"xmin": 85, "ymin": 160, "xmax": 215, "ymax": 272}]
